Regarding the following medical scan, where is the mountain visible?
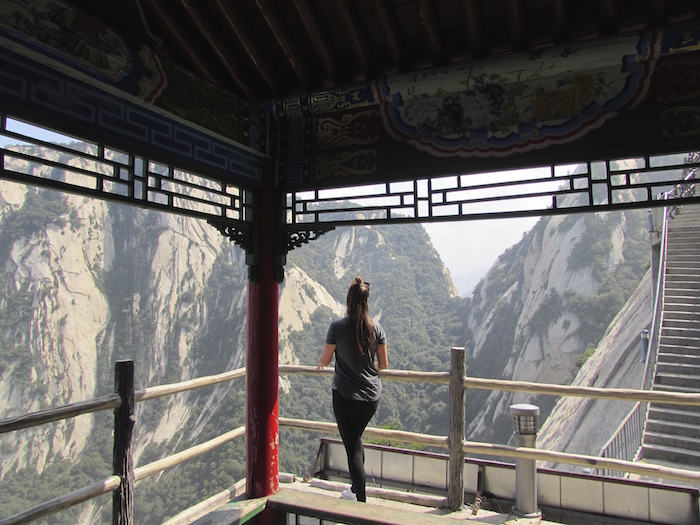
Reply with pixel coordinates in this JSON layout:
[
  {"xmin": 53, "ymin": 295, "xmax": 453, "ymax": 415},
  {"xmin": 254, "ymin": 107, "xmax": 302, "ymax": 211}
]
[
  {"xmin": 0, "ymin": 144, "xmax": 652, "ymax": 524},
  {"xmin": 463, "ymin": 203, "xmax": 650, "ymax": 444},
  {"xmin": 452, "ymin": 267, "xmax": 489, "ymax": 297}
]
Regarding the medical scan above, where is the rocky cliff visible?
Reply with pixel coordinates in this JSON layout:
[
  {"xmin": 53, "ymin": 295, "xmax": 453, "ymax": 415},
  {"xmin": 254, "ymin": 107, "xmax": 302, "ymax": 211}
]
[
  {"xmin": 0, "ymin": 147, "xmax": 652, "ymax": 524},
  {"xmin": 462, "ymin": 201, "xmax": 650, "ymax": 443}
]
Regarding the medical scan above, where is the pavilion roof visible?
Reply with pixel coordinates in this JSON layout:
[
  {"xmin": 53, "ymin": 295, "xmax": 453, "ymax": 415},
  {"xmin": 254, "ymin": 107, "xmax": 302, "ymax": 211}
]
[{"xmin": 68, "ymin": 0, "xmax": 700, "ymax": 103}]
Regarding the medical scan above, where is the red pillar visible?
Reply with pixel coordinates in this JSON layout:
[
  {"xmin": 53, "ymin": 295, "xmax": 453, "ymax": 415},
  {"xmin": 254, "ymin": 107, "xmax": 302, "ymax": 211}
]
[{"xmin": 246, "ymin": 159, "xmax": 280, "ymax": 498}]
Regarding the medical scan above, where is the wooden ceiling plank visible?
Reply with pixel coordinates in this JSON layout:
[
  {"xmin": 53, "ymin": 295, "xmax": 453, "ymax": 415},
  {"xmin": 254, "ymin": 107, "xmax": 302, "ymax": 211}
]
[
  {"xmin": 601, "ymin": 0, "xmax": 619, "ymax": 34},
  {"xmin": 551, "ymin": 0, "xmax": 568, "ymax": 42},
  {"xmin": 141, "ymin": 0, "xmax": 220, "ymax": 83},
  {"xmin": 648, "ymin": 0, "xmax": 669, "ymax": 24},
  {"xmin": 375, "ymin": 0, "xmax": 405, "ymax": 70},
  {"xmin": 178, "ymin": 0, "xmax": 255, "ymax": 99},
  {"xmin": 292, "ymin": 0, "xmax": 340, "ymax": 82},
  {"xmin": 463, "ymin": 0, "xmax": 486, "ymax": 57},
  {"xmin": 417, "ymin": 0, "xmax": 443, "ymax": 63},
  {"xmin": 254, "ymin": 0, "xmax": 310, "ymax": 91},
  {"xmin": 333, "ymin": 0, "xmax": 371, "ymax": 73},
  {"xmin": 212, "ymin": 0, "xmax": 278, "ymax": 96},
  {"xmin": 507, "ymin": 0, "xmax": 526, "ymax": 51}
]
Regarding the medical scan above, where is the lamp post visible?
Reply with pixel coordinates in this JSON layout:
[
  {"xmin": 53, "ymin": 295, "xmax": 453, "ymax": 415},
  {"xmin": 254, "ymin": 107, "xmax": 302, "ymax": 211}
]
[
  {"xmin": 510, "ymin": 403, "xmax": 542, "ymax": 521},
  {"xmin": 640, "ymin": 329, "xmax": 650, "ymax": 363}
]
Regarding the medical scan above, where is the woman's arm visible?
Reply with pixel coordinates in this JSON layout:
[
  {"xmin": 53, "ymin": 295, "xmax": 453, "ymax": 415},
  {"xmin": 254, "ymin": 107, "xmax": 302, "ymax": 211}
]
[
  {"xmin": 376, "ymin": 343, "xmax": 388, "ymax": 370},
  {"xmin": 316, "ymin": 343, "xmax": 335, "ymax": 370}
]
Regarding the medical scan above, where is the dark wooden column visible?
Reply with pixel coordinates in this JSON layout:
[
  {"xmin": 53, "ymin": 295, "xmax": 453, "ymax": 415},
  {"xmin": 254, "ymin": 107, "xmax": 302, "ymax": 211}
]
[
  {"xmin": 113, "ymin": 360, "xmax": 135, "ymax": 525},
  {"xmin": 245, "ymin": 158, "xmax": 280, "ymax": 499}
]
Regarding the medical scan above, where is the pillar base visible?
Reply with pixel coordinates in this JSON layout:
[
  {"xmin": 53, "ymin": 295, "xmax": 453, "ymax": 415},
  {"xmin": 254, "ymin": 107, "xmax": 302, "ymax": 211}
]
[{"xmin": 507, "ymin": 507, "xmax": 542, "ymax": 524}]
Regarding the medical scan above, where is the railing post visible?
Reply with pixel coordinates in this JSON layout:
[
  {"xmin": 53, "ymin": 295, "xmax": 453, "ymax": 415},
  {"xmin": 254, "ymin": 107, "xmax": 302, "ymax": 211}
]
[
  {"xmin": 113, "ymin": 360, "xmax": 135, "ymax": 525},
  {"xmin": 448, "ymin": 347, "xmax": 466, "ymax": 511}
]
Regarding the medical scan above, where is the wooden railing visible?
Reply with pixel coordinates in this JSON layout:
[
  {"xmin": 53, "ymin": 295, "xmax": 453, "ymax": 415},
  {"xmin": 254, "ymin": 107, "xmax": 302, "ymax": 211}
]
[
  {"xmin": 0, "ymin": 362, "xmax": 247, "ymax": 525},
  {"xmin": 3, "ymin": 350, "xmax": 700, "ymax": 524}
]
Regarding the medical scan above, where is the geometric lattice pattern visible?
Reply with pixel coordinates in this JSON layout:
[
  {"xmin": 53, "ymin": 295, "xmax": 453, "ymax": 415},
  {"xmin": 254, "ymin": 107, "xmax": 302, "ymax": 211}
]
[
  {"xmin": 287, "ymin": 153, "xmax": 699, "ymax": 227},
  {"xmin": 0, "ymin": 116, "xmax": 252, "ymax": 225}
]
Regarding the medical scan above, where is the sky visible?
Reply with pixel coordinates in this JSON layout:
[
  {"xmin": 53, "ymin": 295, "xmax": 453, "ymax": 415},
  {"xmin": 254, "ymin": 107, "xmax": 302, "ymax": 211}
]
[{"xmin": 422, "ymin": 216, "xmax": 539, "ymax": 296}]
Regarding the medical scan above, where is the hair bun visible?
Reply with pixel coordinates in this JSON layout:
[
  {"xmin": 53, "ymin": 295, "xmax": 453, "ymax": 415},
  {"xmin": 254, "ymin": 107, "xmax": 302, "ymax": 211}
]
[{"xmin": 354, "ymin": 276, "xmax": 363, "ymax": 285}]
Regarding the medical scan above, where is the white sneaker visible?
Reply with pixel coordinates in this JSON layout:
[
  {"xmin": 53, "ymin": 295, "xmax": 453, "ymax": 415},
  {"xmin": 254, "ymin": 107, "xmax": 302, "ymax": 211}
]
[{"xmin": 340, "ymin": 487, "xmax": 357, "ymax": 501}]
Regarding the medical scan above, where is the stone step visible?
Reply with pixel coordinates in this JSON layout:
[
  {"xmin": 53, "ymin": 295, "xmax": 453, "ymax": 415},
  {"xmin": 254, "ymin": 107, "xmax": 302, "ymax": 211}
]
[
  {"xmin": 669, "ymin": 219, "xmax": 700, "ymax": 227},
  {"xmin": 656, "ymin": 361, "xmax": 700, "ymax": 376},
  {"xmin": 658, "ymin": 334, "xmax": 700, "ymax": 348},
  {"xmin": 663, "ymin": 314, "xmax": 700, "ymax": 326},
  {"xmin": 664, "ymin": 302, "xmax": 700, "ymax": 315},
  {"xmin": 652, "ymin": 383, "xmax": 700, "ymax": 394},
  {"xmin": 661, "ymin": 317, "xmax": 700, "ymax": 330},
  {"xmin": 667, "ymin": 253, "xmax": 700, "ymax": 261},
  {"xmin": 667, "ymin": 227, "xmax": 700, "ymax": 235},
  {"xmin": 648, "ymin": 405, "xmax": 700, "ymax": 425},
  {"xmin": 668, "ymin": 219, "xmax": 700, "ymax": 229},
  {"xmin": 657, "ymin": 343, "xmax": 700, "ymax": 355},
  {"xmin": 640, "ymin": 443, "xmax": 700, "ymax": 466},
  {"xmin": 666, "ymin": 272, "xmax": 700, "ymax": 289},
  {"xmin": 666, "ymin": 265, "xmax": 700, "ymax": 275},
  {"xmin": 666, "ymin": 248, "xmax": 700, "ymax": 256},
  {"xmin": 664, "ymin": 287, "xmax": 700, "ymax": 299},
  {"xmin": 644, "ymin": 430, "xmax": 700, "ymax": 452},
  {"xmin": 646, "ymin": 418, "xmax": 700, "ymax": 438},
  {"xmin": 668, "ymin": 233, "xmax": 698, "ymax": 242},
  {"xmin": 667, "ymin": 238, "xmax": 700, "ymax": 247},
  {"xmin": 654, "ymin": 372, "xmax": 700, "ymax": 388},
  {"xmin": 657, "ymin": 352, "xmax": 700, "ymax": 366},
  {"xmin": 660, "ymin": 326, "xmax": 700, "ymax": 339},
  {"xmin": 666, "ymin": 258, "xmax": 700, "ymax": 266}
]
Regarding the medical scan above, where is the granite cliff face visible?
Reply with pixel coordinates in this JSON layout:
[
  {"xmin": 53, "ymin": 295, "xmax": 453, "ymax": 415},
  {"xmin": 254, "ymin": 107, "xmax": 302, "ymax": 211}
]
[{"xmin": 463, "ymin": 204, "xmax": 649, "ymax": 443}]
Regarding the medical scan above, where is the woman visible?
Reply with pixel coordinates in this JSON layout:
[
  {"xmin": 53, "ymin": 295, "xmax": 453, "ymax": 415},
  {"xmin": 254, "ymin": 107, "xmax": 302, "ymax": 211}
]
[{"xmin": 316, "ymin": 277, "xmax": 389, "ymax": 502}]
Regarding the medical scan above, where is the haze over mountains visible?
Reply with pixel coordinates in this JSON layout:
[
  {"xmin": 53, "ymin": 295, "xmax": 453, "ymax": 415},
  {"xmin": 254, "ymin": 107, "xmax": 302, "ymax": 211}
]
[{"xmin": 0, "ymin": 144, "xmax": 654, "ymax": 524}]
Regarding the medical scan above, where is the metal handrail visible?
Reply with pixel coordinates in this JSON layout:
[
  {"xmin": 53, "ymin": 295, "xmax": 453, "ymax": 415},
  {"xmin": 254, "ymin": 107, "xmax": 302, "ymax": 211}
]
[{"xmin": 599, "ymin": 162, "xmax": 696, "ymax": 469}]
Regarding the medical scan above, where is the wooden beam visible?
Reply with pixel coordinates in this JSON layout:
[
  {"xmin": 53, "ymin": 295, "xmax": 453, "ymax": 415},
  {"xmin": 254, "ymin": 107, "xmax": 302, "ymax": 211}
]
[
  {"xmin": 134, "ymin": 368, "xmax": 246, "ymax": 401},
  {"xmin": 507, "ymin": 0, "xmax": 526, "ymax": 51},
  {"xmin": 448, "ymin": 348, "xmax": 466, "ymax": 511},
  {"xmin": 292, "ymin": 0, "xmax": 340, "ymax": 82},
  {"xmin": 463, "ymin": 0, "xmax": 487, "ymax": 57},
  {"xmin": 254, "ymin": 0, "xmax": 310, "ymax": 90},
  {"xmin": 462, "ymin": 442, "xmax": 700, "ymax": 484},
  {"xmin": 375, "ymin": 0, "xmax": 405, "ymax": 71},
  {"xmin": 648, "ymin": 0, "xmax": 669, "ymax": 24},
  {"xmin": 551, "ymin": 0, "xmax": 569, "ymax": 42},
  {"xmin": 0, "ymin": 394, "xmax": 121, "ymax": 434},
  {"xmin": 267, "ymin": 488, "xmax": 459, "ymax": 525},
  {"xmin": 140, "ymin": 0, "xmax": 220, "ymax": 84},
  {"xmin": 212, "ymin": 0, "xmax": 278, "ymax": 96},
  {"xmin": 417, "ymin": 0, "xmax": 443, "ymax": 64},
  {"xmin": 178, "ymin": 0, "xmax": 256, "ymax": 100},
  {"xmin": 333, "ymin": 0, "xmax": 371, "ymax": 74},
  {"xmin": 279, "ymin": 417, "xmax": 450, "ymax": 448},
  {"xmin": 600, "ymin": 0, "xmax": 619, "ymax": 35}
]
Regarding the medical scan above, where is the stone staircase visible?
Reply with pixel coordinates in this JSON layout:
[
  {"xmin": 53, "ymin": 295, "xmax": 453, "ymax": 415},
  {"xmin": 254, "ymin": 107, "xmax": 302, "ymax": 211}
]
[{"xmin": 641, "ymin": 203, "xmax": 700, "ymax": 467}]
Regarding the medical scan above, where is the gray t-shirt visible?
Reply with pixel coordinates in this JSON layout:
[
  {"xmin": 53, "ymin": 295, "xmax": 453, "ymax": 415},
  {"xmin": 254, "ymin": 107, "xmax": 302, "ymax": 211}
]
[{"xmin": 325, "ymin": 317, "xmax": 387, "ymax": 402}]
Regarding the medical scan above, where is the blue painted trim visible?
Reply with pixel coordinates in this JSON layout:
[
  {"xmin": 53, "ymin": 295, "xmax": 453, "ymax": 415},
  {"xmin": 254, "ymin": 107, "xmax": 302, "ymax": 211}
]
[{"xmin": 0, "ymin": 45, "xmax": 262, "ymax": 186}]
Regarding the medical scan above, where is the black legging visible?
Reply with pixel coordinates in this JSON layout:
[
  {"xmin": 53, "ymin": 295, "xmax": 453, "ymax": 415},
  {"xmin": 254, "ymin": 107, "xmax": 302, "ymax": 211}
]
[{"xmin": 332, "ymin": 389, "xmax": 378, "ymax": 502}]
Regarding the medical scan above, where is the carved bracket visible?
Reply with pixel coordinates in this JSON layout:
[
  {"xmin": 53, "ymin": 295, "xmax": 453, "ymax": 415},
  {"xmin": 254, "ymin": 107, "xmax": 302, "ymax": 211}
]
[
  {"xmin": 286, "ymin": 225, "xmax": 336, "ymax": 253},
  {"xmin": 208, "ymin": 219, "xmax": 253, "ymax": 255}
]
